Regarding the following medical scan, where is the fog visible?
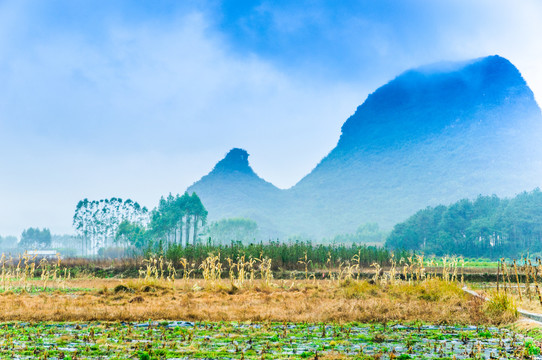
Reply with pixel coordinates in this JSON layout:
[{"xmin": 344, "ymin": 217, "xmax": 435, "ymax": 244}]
[{"xmin": 0, "ymin": 1, "xmax": 541, "ymax": 237}]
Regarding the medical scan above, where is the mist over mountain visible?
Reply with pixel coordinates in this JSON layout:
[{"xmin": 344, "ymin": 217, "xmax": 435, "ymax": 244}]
[{"xmin": 188, "ymin": 55, "xmax": 542, "ymax": 239}]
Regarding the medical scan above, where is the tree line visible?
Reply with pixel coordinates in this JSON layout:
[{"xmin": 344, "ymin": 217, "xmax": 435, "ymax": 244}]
[
  {"xmin": 324, "ymin": 223, "xmax": 387, "ymax": 245},
  {"xmin": 386, "ymin": 189, "xmax": 542, "ymax": 258},
  {"xmin": 19, "ymin": 228, "xmax": 52, "ymax": 249},
  {"xmin": 73, "ymin": 192, "xmax": 207, "ymax": 255},
  {"xmin": 203, "ymin": 218, "xmax": 258, "ymax": 245},
  {"xmin": 151, "ymin": 192, "xmax": 207, "ymax": 247},
  {"xmin": 73, "ymin": 198, "xmax": 149, "ymax": 255},
  {"xmin": 164, "ymin": 240, "xmax": 403, "ymax": 270}
]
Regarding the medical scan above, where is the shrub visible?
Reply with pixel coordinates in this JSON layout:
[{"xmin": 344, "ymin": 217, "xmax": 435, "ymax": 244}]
[
  {"xmin": 483, "ymin": 292, "xmax": 518, "ymax": 324},
  {"xmin": 340, "ymin": 279, "xmax": 378, "ymax": 299}
]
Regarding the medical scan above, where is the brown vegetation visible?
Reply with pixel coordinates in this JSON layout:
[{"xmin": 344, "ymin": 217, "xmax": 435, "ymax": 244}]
[
  {"xmin": 0, "ymin": 278, "xmax": 510, "ymax": 325},
  {"xmin": 471, "ymin": 258, "xmax": 542, "ymax": 314},
  {"xmin": 0, "ymin": 253, "xmax": 518, "ymax": 325}
]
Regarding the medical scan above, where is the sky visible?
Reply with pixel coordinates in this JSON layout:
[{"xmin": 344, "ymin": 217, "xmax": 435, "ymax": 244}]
[{"xmin": 1, "ymin": 0, "xmax": 541, "ymax": 236}]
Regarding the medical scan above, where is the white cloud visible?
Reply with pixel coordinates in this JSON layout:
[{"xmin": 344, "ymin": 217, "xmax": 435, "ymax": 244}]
[
  {"xmin": 0, "ymin": 0, "xmax": 541, "ymax": 236},
  {"xmin": 0, "ymin": 6, "xmax": 365, "ymax": 235},
  {"xmin": 428, "ymin": 0, "xmax": 542, "ymax": 106}
]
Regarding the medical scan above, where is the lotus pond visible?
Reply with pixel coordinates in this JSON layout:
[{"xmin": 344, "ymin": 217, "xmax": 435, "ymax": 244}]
[{"xmin": 0, "ymin": 321, "xmax": 540, "ymax": 359}]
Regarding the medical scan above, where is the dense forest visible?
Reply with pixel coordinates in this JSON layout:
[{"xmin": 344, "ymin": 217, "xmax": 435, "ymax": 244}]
[
  {"xmin": 73, "ymin": 198, "xmax": 149, "ymax": 255},
  {"xmin": 7, "ymin": 188, "xmax": 542, "ymax": 260},
  {"xmin": 72, "ymin": 192, "xmax": 207, "ymax": 255},
  {"xmin": 164, "ymin": 240, "xmax": 402, "ymax": 270},
  {"xmin": 386, "ymin": 189, "xmax": 542, "ymax": 257}
]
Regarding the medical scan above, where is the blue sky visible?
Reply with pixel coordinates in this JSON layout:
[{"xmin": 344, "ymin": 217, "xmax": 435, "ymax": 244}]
[{"xmin": 1, "ymin": 0, "xmax": 541, "ymax": 235}]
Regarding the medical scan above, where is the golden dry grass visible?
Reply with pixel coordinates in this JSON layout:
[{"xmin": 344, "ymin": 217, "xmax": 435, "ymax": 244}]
[
  {"xmin": 475, "ymin": 284, "xmax": 542, "ymax": 314},
  {"xmin": 0, "ymin": 278, "xmax": 505, "ymax": 324}
]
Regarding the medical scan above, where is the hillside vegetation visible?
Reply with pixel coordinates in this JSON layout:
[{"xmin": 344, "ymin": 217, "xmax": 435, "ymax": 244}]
[
  {"xmin": 386, "ymin": 188, "xmax": 542, "ymax": 258},
  {"xmin": 189, "ymin": 56, "xmax": 542, "ymax": 239}
]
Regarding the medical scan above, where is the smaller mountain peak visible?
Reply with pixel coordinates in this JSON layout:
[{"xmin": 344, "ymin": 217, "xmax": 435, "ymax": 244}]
[{"xmin": 212, "ymin": 148, "xmax": 254, "ymax": 174}]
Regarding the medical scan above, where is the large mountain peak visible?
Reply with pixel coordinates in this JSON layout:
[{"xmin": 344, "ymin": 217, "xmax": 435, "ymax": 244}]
[
  {"xmin": 337, "ymin": 55, "xmax": 537, "ymax": 151},
  {"xmin": 188, "ymin": 55, "xmax": 542, "ymax": 239}
]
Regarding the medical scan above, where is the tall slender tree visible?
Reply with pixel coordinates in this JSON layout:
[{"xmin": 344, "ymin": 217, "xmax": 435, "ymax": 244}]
[
  {"xmin": 73, "ymin": 198, "xmax": 148, "ymax": 255},
  {"xmin": 180, "ymin": 192, "xmax": 192, "ymax": 247},
  {"xmin": 190, "ymin": 192, "xmax": 208, "ymax": 245}
]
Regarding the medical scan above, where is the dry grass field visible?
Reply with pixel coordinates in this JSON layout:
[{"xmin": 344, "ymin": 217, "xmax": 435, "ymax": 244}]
[
  {"xmin": 0, "ymin": 253, "xmax": 521, "ymax": 327},
  {"xmin": 0, "ymin": 255, "xmax": 531, "ymax": 359},
  {"xmin": 0, "ymin": 277, "xmax": 514, "ymax": 325}
]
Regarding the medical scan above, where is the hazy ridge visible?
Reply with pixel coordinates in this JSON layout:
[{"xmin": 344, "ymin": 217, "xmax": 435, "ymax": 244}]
[{"xmin": 188, "ymin": 55, "xmax": 542, "ymax": 239}]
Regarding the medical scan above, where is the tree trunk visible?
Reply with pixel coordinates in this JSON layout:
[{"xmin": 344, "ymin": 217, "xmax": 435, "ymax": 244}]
[
  {"xmin": 179, "ymin": 220, "xmax": 183, "ymax": 247},
  {"xmin": 193, "ymin": 215, "xmax": 199, "ymax": 246},
  {"xmin": 185, "ymin": 215, "xmax": 191, "ymax": 247}
]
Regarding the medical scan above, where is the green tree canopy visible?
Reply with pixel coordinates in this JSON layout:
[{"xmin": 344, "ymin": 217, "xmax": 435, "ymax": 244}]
[
  {"xmin": 386, "ymin": 189, "xmax": 542, "ymax": 258},
  {"xmin": 116, "ymin": 192, "xmax": 208, "ymax": 253}
]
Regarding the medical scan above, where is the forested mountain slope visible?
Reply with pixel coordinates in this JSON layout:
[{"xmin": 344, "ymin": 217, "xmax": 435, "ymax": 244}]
[
  {"xmin": 386, "ymin": 189, "xmax": 542, "ymax": 258},
  {"xmin": 189, "ymin": 56, "xmax": 542, "ymax": 239}
]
